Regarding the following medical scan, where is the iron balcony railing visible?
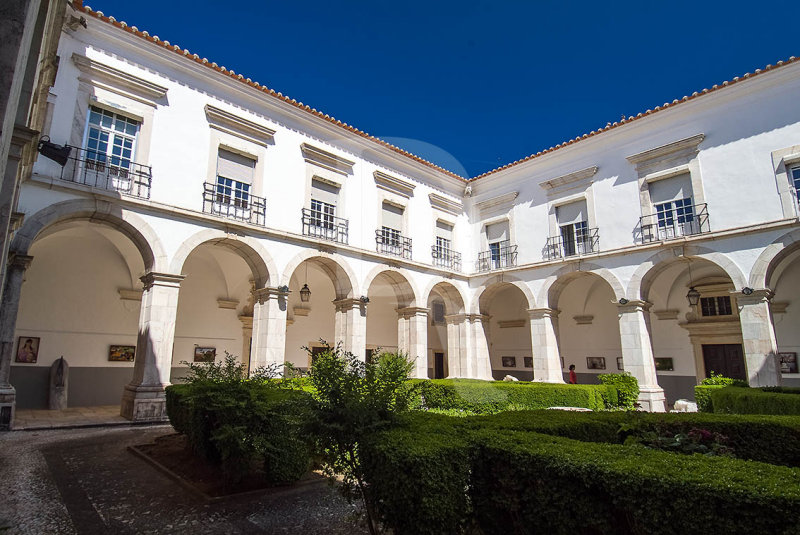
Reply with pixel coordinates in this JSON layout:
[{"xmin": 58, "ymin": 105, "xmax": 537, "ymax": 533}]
[
  {"xmin": 301, "ymin": 208, "xmax": 349, "ymax": 244},
  {"xmin": 476, "ymin": 241, "xmax": 517, "ymax": 272},
  {"xmin": 544, "ymin": 227, "xmax": 599, "ymax": 260},
  {"xmin": 431, "ymin": 246, "xmax": 462, "ymax": 271},
  {"xmin": 202, "ymin": 182, "xmax": 266, "ymax": 226},
  {"xmin": 376, "ymin": 228, "xmax": 412, "ymax": 259},
  {"xmin": 53, "ymin": 145, "xmax": 152, "ymax": 199},
  {"xmin": 639, "ymin": 203, "xmax": 709, "ymax": 243}
]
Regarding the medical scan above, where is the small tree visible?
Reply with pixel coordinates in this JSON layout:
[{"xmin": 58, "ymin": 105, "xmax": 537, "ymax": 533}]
[{"xmin": 306, "ymin": 342, "xmax": 416, "ymax": 534}]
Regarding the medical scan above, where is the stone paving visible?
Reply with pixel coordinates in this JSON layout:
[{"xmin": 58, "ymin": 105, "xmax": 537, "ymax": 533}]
[
  {"xmin": 13, "ymin": 405, "xmax": 128, "ymax": 430},
  {"xmin": 0, "ymin": 426, "xmax": 369, "ymax": 534}
]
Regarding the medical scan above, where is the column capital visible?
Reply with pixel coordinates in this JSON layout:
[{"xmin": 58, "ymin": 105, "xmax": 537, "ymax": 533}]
[
  {"xmin": 527, "ymin": 307, "xmax": 559, "ymax": 320},
  {"xmin": 7, "ymin": 254, "xmax": 33, "ymax": 272},
  {"xmin": 140, "ymin": 272, "xmax": 185, "ymax": 291},
  {"xmin": 252, "ymin": 286, "xmax": 289, "ymax": 304},
  {"xmin": 445, "ymin": 313, "xmax": 488, "ymax": 324},
  {"xmin": 616, "ymin": 299, "xmax": 652, "ymax": 313},
  {"xmin": 333, "ymin": 297, "xmax": 367, "ymax": 312},
  {"xmin": 732, "ymin": 288, "xmax": 774, "ymax": 305},
  {"xmin": 397, "ymin": 306, "xmax": 428, "ymax": 319}
]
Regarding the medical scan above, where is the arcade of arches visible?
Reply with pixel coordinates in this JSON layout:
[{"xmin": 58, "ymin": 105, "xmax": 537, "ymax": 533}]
[{"xmin": 3, "ymin": 217, "xmax": 799, "ymax": 420}]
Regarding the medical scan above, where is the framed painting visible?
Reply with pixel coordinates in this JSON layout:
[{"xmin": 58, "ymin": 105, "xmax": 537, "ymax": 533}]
[
  {"xmin": 654, "ymin": 357, "xmax": 674, "ymax": 372},
  {"xmin": 15, "ymin": 337, "xmax": 40, "ymax": 363},
  {"xmin": 109, "ymin": 345, "xmax": 136, "ymax": 362},
  {"xmin": 524, "ymin": 356, "xmax": 533, "ymax": 368},
  {"xmin": 586, "ymin": 357, "xmax": 606, "ymax": 370},
  {"xmin": 616, "ymin": 357, "xmax": 624, "ymax": 371},
  {"xmin": 779, "ymin": 352, "xmax": 798, "ymax": 374},
  {"xmin": 501, "ymin": 356, "xmax": 517, "ymax": 368},
  {"xmin": 194, "ymin": 347, "xmax": 216, "ymax": 363}
]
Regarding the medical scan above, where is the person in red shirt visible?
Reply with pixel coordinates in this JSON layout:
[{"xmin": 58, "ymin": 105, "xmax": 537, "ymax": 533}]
[{"xmin": 568, "ymin": 364, "xmax": 577, "ymax": 384}]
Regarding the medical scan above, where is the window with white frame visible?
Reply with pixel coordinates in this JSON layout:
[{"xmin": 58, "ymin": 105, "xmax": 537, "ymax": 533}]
[
  {"xmin": 310, "ymin": 179, "xmax": 339, "ymax": 230},
  {"xmin": 486, "ymin": 221, "xmax": 510, "ymax": 268},
  {"xmin": 648, "ymin": 174, "xmax": 697, "ymax": 239},
  {"xmin": 381, "ymin": 202, "xmax": 404, "ymax": 245},
  {"xmin": 434, "ymin": 220, "xmax": 454, "ymax": 263},
  {"xmin": 85, "ymin": 106, "xmax": 139, "ymax": 179},
  {"xmin": 556, "ymin": 200, "xmax": 590, "ymax": 256},
  {"xmin": 215, "ymin": 148, "xmax": 255, "ymax": 210},
  {"xmin": 791, "ymin": 166, "xmax": 800, "ymax": 201}
]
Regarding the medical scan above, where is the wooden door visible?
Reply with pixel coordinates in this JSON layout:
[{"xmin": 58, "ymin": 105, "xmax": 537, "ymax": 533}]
[
  {"xmin": 434, "ymin": 352, "xmax": 445, "ymax": 379},
  {"xmin": 702, "ymin": 344, "xmax": 746, "ymax": 380}
]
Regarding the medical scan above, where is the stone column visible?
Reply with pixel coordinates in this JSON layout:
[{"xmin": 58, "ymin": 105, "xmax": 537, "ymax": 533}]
[
  {"xmin": 249, "ymin": 286, "xmax": 289, "ymax": 372},
  {"xmin": 466, "ymin": 314, "xmax": 493, "ymax": 380},
  {"xmin": 0, "ymin": 254, "xmax": 32, "ymax": 430},
  {"xmin": 444, "ymin": 314, "xmax": 466, "ymax": 377},
  {"xmin": 121, "ymin": 272, "xmax": 184, "ymax": 422},
  {"xmin": 238, "ymin": 315, "xmax": 253, "ymax": 373},
  {"xmin": 735, "ymin": 289, "xmax": 781, "ymax": 387},
  {"xmin": 334, "ymin": 298, "xmax": 367, "ymax": 360},
  {"xmin": 397, "ymin": 307, "xmax": 428, "ymax": 378},
  {"xmin": 528, "ymin": 308, "xmax": 565, "ymax": 383},
  {"xmin": 617, "ymin": 300, "xmax": 665, "ymax": 412}
]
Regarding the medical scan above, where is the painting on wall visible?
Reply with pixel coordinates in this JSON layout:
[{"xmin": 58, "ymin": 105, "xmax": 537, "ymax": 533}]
[
  {"xmin": 617, "ymin": 357, "xmax": 624, "ymax": 371},
  {"xmin": 109, "ymin": 345, "xmax": 136, "ymax": 362},
  {"xmin": 194, "ymin": 347, "xmax": 217, "ymax": 363},
  {"xmin": 654, "ymin": 357, "xmax": 674, "ymax": 371},
  {"xmin": 524, "ymin": 357, "xmax": 533, "ymax": 368},
  {"xmin": 15, "ymin": 337, "xmax": 39, "ymax": 363},
  {"xmin": 779, "ymin": 352, "xmax": 798, "ymax": 374},
  {"xmin": 501, "ymin": 356, "xmax": 517, "ymax": 368},
  {"xmin": 586, "ymin": 357, "xmax": 606, "ymax": 370}
]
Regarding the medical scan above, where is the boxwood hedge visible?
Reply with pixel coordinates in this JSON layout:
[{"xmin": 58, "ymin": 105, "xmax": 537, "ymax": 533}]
[
  {"xmin": 360, "ymin": 411, "xmax": 800, "ymax": 534},
  {"xmin": 711, "ymin": 386, "xmax": 800, "ymax": 415}
]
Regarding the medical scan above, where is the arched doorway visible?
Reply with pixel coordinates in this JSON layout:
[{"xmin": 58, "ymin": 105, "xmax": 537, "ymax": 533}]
[
  {"xmin": 365, "ymin": 269, "xmax": 418, "ymax": 367},
  {"xmin": 426, "ymin": 281, "xmax": 467, "ymax": 378},
  {"xmin": 478, "ymin": 283, "xmax": 533, "ymax": 380}
]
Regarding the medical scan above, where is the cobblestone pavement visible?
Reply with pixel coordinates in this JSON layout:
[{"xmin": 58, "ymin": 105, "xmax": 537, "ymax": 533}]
[{"xmin": 0, "ymin": 426, "xmax": 369, "ymax": 534}]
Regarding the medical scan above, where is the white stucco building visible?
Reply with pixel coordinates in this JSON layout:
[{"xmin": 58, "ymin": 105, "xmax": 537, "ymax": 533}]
[{"xmin": 2, "ymin": 1, "xmax": 800, "ymax": 423}]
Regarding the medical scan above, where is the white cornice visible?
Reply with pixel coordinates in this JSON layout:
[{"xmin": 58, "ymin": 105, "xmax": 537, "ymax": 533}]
[
  {"xmin": 72, "ymin": 52, "xmax": 167, "ymax": 105},
  {"xmin": 373, "ymin": 171, "xmax": 415, "ymax": 198},
  {"xmin": 475, "ymin": 191, "xmax": 519, "ymax": 215},
  {"xmin": 626, "ymin": 134, "xmax": 705, "ymax": 166},
  {"xmin": 783, "ymin": 152, "xmax": 800, "ymax": 166},
  {"xmin": 429, "ymin": 193, "xmax": 463, "ymax": 216},
  {"xmin": 539, "ymin": 166, "xmax": 598, "ymax": 191},
  {"xmin": 300, "ymin": 143, "xmax": 355, "ymax": 175},
  {"xmin": 204, "ymin": 104, "xmax": 275, "ymax": 147}
]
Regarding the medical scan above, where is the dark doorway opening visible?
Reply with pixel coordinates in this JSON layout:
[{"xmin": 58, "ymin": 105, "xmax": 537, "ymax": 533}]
[
  {"xmin": 702, "ymin": 344, "xmax": 746, "ymax": 381},
  {"xmin": 434, "ymin": 352, "xmax": 445, "ymax": 379}
]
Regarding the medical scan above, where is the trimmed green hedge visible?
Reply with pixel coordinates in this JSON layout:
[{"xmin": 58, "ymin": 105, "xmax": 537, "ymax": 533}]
[
  {"xmin": 694, "ymin": 384, "xmax": 726, "ymax": 412},
  {"xmin": 711, "ymin": 386, "xmax": 800, "ymax": 415},
  {"xmin": 166, "ymin": 382, "xmax": 313, "ymax": 483},
  {"xmin": 361, "ymin": 412, "xmax": 800, "ymax": 534},
  {"xmin": 414, "ymin": 378, "xmax": 618, "ymax": 413},
  {"xmin": 598, "ymin": 372, "xmax": 639, "ymax": 409}
]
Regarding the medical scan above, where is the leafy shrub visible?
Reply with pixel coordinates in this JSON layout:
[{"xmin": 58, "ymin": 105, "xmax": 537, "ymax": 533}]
[
  {"xmin": 695, "ymin": 385, "xmax": 725, "ymax": 412},
  {"xmin": 416, "ymin": 378, "xmax": 616, "ymax": 413},
  {"xmin": 761, "ymin": 386, "xmax": 800, "ymax": 395},
  {"xmin": 598, "ymin": 372, "xmax": 639, "ymax": 409},
  {"xmin": 711, "ymin": 386, "xmax": 800, "ymax": 416},
  {"xmin": 361, "ymin": 411, "xmax": 800, "ymax": 535},
  {"xmin": 623, "ymin": 426, "xmax": 734, "ymax": 457},
  {"xmin": 306, "ymin": 343, "xmax": 416, "ymax": 534},
  {"xmin": 701, "ymin": 372, "xmax": 749, "ymax": 387}
]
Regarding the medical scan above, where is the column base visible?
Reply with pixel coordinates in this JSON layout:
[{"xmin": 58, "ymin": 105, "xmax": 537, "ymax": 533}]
[
  {"xmin": 120, "ymin": 384, "xmax": 169, "ymax": 422},
  {"xmin": 637, "ymin": 387, "xmax": 667, "ymax": 413},
  {"xmin": 0, "ymin": 385, "xmax": 16, "ymax": 431}
]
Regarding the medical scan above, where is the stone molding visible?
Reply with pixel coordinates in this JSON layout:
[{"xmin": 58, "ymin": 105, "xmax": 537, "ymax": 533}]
[
  {"xmin": 498, "ymin": 319, "xmax": 526, "ymax": 328},
  {"xmin": 118, "ymin": 288, "xmax": 143, "ymax": 301},
  {"xmin": 731, "ymin": 288, "xmax": 774, "ymax": 306},
  {"xmin": 300, "ymin": 143, "xmax": 355, "ymax": 175},
  {"xmin": 617, "ymin": 300, "xmax": 652, "ymax": 314},
  {"xmin": 374, "ymin": 170, "xmax": 415, "ymax": 198},
  {"xmin": 333, "ymin": 297, "xmax": 366, "ymax": 312},
  {"xmin": 252, "ymin": 286, "xmax": 289, "ymax": 304},
  {"xmin": 7, "ymin": 254, "xmax": 33, "ymax": 272},
  {"xmin": 72, "ymin": 53, "xmax": 168, "ymax": 105},
  {"xmin": 397, "ymin": 306, "xmax": 428, "ymax": 319},
  {"xmin": 538, "ymin": 166, "xmax": 598, "ymax": 193},
  {"xmin": 217, "ymin": 298, "xmax": 239, "ymax": 309},
  {"xmin": 626, "ymin": 133, "xmax": 705, "ymax": 174},
  {"xmin": 770, "ymin": 301, "xmax": 789, "ymax": 314},
  {"xmin": 428, "ymin": 193, "xmax": 463, "ymax": 215},
  {"xmin": 139, "ymin": 272, "xmax": 184, "ymax": 291},
  {"xmin": 205, "ymin": 104, "xmax": 276, "ymax": 147},
  {"xmin": 572, "ymin": 315, "xmax": 594, "ymax": 325},
  {"xmin": 653, "ymin": 309, "xmax": 679, "ymax": 320},
  {"xmin": 527, "ymin": 308, "xmax": 559, "ymax": 320},
  {"xmin": 475, "ymin": 191, "xmax": 519, "ymax": 216}
]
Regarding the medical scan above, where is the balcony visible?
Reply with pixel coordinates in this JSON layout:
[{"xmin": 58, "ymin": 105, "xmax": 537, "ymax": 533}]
[
  {"xmin": 376, "ymin": 228, "xmax": 412, "ymax": 259},
  {"xmin": 53, "ymin": 145, "xmax": 152, "ymax": 199},
  {"xmin": 476, "ymin": 240, "xmax": 517, "ymax": 272},
  {"xmin": 302, "ymin": 207, "xmax": 349, "ymax": 244},
  {"xmin": 544, "ymin": 227, "xmax": 599, "ymax": 260},
  {"xmin": 639, "ymin": 203, "xmax": 709, "ymax": 243},
  {"xmin": 431, "ymin": 246, "xmax": 462, "ymax": 271},
  {"xmin": 202, "ymin": 182, "xmax": 266, "ymax": 226}
]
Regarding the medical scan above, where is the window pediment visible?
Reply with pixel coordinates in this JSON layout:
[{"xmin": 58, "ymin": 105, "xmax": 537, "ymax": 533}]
[
  {"xmin": 429, "ymin": 193, "xmax": 462, "ymax": 215},
  {"xmin": 475, "ymin": 191, "xmax": 518, "ymax": 217},
  {"xmin": 205, "ymin": 105, "xmax": 275, "ymax": 147},
  {"xmin": 539, "ymin": 166, "xmax": 598, "ymax": 196},
  {"xmin": 72, "ymin": 53, "xmax": 167, "ymax": 105},
  {"xmin": 374, "ymin": 170, "xmax": 415, "ymax": 198},
  {"xmin": 627, "ymin": 134, "xmax": 704, "ymax": 176},
  {"xmin": 300, "ymin": 143, "xmax": 355, "ymax": 176}
]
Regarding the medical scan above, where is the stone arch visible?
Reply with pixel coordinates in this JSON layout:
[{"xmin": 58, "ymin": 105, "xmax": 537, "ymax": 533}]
[
  {"xmin": 628, "ymin": 246, "xmax": 747, "ymax": 301},
  {"xmin": 423, "ymin": 279, "xmax": 467, "ymax": 314},
  {"xmin": 471, "ymin": 274, "xmax": 536, "ymax": 314},
  {"xmin": 11, "ymin": 198, "xmax": 166, "ymax": 272},
  {"xmin": 749, "ymin": 228, "xmax": 800, "ymax": 289},
  {"xmin": 281, "ymin": 251, "xmax": 359, "ymax": 300},
  {"xmin": 538, "ymin": 262, "xmax": 625, "ymax": 309},
  {"xmin": 362, "ymin": 266, "xmax": 420, "ymax": 308},
  {"xmin": 170, "ymin": 229, "xmax": 277, "ymax": 289}
]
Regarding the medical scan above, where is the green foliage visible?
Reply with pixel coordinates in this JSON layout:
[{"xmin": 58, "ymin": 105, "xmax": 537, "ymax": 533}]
[
  {"xmin": 415, "ymin": 378, "xmax": 617, "ymax": 413},
  {"xmin": 624, "ymin": 427, "xmax": 734, "ymax": 457},
  {"xmin": 695, "ymin": 384, "xmax": 726, "ymax": 412},
  {"xmin": 360, "ymin": 411, "xmax": 800, "ymax": 535},
  {"xmin": 701, "ymin": 372, "xmax": 749, "ymax": 387},
  {"xmin": 306, "ymin": 343, "xmax": 416, "ymax": 535},
  {"xmin": 711, "ymin": 386, "xmax": 800, "ymax": 415},
  {"xmin": 597, "ymin": 372, "xmax": 640, "ymax": 409},
  {"xmin": 165, "ymin": 354, "xmax": 313, "ymax": 485}
]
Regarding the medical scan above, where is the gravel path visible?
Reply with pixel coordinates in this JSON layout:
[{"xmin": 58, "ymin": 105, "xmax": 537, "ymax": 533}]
[{"xmin": 0, "ymin": 426, "xmax": 370, "ymax": 534}]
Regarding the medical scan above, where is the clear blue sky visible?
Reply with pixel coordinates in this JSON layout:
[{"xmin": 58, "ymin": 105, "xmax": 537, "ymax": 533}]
[{"xmin": 87, "ymin": 0, "xmax": 800, "ymax": 178}]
